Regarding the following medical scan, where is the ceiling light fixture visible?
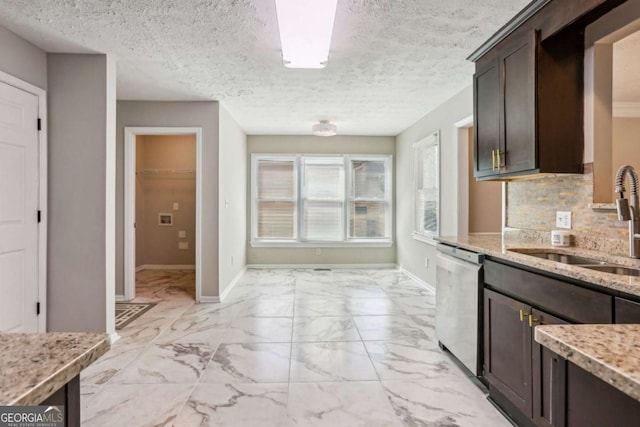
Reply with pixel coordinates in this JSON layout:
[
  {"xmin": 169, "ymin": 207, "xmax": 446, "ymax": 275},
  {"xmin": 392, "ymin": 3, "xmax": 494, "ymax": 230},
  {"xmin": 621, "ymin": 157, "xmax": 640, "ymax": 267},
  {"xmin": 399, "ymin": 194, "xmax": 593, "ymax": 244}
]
[
  {"xmin": 312, "ymin": 120, "xmax": 337, "ymax": 136},
  {"xmin": 274, "ymin": 0, "xmax": 338, "ymax": 69}
]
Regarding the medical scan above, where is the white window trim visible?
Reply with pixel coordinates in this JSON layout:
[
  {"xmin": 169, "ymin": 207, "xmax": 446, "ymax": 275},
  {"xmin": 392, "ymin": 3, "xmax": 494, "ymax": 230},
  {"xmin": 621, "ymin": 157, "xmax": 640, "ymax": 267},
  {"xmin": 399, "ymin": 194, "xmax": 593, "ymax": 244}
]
[
  {"xmin": 412, "ymin": 131, "xmax": 440, "ymax": 243},
  {"xmin": 251, "ymin": 153, "xmax": 393, "ymax": 247}
]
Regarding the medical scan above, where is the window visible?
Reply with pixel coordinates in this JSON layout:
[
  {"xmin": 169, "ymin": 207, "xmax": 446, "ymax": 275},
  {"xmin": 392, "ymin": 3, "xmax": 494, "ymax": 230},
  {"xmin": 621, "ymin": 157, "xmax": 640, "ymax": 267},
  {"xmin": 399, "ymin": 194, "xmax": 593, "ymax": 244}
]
[
  {"xmin": 413, "ymin": 131, "xmax": 440, "ymax": 242},
  {"xmin": 252, "ymin": 154, "xmax": 392, "ymax": 246}
]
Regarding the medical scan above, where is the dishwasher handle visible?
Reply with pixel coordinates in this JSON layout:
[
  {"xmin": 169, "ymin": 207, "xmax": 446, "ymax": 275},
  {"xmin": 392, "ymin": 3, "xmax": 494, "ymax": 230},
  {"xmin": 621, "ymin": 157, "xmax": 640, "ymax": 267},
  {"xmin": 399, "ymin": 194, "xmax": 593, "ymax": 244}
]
[{"xmin": 436, "ymin": 243, "xmax": 484, "ymax": 265}]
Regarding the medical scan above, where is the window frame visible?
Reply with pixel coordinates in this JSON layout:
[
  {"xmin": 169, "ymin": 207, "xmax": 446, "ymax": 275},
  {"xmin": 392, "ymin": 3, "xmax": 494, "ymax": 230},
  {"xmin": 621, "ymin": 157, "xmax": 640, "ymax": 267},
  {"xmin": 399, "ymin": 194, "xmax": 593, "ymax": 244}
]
[
  {"xmin": 412, "ymin": 131, "xmax": 440, "ymax": 245},
  {"xmin": 251, "ymin": 153, "xmax": 393, "ymax": 248}
]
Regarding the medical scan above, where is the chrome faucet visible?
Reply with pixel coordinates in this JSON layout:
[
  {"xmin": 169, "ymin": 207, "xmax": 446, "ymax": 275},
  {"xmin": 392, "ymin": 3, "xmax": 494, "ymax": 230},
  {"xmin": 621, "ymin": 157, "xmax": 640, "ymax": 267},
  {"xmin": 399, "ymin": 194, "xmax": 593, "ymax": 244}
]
[{"xmin": 615, "ymin": 165, "xmax": 640, "ymax": 258}]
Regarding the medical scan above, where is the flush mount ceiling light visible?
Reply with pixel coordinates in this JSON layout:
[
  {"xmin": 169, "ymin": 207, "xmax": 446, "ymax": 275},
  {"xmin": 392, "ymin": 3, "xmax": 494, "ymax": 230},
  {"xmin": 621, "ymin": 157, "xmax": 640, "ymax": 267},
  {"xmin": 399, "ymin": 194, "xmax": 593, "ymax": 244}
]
[
  {"xmin": 275, "ymin": 0, "xmax": 338, "ymax": 68},
  {"xmin": 312, "ymin": 120, "xmax": 337, "ymax": 136}
]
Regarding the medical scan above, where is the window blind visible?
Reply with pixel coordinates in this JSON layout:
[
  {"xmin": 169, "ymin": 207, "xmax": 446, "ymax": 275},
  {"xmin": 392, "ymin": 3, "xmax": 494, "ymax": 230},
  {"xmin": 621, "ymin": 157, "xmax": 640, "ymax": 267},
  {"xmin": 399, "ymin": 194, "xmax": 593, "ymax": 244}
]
[
  {"xmin": 302, "ymin": 157, "xmax": 344, "ymax": 241},
  {"xmin": 255, "ymin": 158, "xmax": 296, "ymax": 239}
]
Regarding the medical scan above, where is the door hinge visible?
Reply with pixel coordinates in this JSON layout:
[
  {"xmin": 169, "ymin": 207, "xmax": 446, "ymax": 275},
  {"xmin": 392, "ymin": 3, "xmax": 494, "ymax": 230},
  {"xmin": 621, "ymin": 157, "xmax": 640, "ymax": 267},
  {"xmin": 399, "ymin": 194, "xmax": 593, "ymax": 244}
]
[
  {"xmin": 37, "ymin": 118, "xmax": 42, "ymax": 131},
  {"xmin": 37, "ymin": 210, "xmax": 41, "ymax": 223},
  {"xmin": 36, "ymin": 302, "xmax": 40, "ymax": 315}
]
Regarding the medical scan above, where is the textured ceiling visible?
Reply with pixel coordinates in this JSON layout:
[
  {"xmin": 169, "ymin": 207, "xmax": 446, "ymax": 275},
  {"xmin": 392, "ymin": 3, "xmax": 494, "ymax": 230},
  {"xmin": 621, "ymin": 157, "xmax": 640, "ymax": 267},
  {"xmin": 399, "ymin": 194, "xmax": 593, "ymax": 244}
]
[
  {"xmin": 0, "ymin": 0, "xmax": 529, "ymax": 135},
  {"xmin": 613, "ymin": 29, "xmax": 640, "ymax": 103}
]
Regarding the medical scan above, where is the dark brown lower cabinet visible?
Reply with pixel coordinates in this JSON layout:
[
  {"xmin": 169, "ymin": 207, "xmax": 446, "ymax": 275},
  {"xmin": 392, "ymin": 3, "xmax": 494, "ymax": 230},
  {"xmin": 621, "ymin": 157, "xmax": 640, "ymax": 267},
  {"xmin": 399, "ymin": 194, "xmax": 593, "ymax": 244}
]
[
  {"xmin": 531, "ymin": 310, "xmax": 568, "ymax": 427},
  {"xmin": 40, "ymin": 375, "xmax": 80, "ymax": 427},
  {"xmin": 564, "ymin": 362, "xmax": 640, "ymax": 427},
  {"xmin": 615, "ymin": 297, "xmax": 640, "ymax": 323},
  {"xmin": 484, "ymin": 289, "xmax": 533, "ymax": 420}
]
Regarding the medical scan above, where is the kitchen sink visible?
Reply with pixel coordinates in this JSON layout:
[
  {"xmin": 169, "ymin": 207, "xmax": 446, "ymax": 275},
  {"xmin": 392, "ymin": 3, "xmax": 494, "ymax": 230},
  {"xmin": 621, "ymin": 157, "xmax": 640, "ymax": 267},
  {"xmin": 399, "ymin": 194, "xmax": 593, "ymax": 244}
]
[
  {"xmin": 580, "ymin": 265, "xmax": 640, "ymax": 277},
  {"xmin": 518, "ymin": 252, "xmax": 606, "ymax": 265}
]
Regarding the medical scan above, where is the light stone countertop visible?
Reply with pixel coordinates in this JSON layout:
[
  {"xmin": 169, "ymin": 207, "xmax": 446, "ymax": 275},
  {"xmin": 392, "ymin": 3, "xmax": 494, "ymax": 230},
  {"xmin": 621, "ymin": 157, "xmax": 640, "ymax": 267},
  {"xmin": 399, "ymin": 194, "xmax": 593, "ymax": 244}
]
[
  {"xmin": 0, "ymin": 332, "xmax": 110, "ymax": 405},
  {"xmin": 535, "ymin": 324, "xmax": 640, "ymax": 402},
  {"xmin": 437, "ymin": 234, "xmax": 640, "ymax": 298}
]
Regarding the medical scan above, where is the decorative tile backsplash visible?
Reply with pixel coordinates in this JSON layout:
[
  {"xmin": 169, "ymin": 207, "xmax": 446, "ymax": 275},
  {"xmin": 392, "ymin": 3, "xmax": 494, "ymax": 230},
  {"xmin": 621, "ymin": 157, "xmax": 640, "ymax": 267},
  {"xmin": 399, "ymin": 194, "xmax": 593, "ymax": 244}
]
[{"xmin": 505, "ymin": 169, "xmax": 629, "ymax": 256}]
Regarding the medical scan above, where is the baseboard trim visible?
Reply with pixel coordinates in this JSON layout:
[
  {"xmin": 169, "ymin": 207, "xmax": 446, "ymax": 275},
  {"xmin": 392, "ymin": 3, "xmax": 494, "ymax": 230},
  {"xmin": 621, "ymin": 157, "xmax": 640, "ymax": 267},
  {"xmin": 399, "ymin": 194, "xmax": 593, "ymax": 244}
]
[
  {"xmin": 115, "ymin": 294, "xmax": 127, "ymax": 302},
  {"xmin": 136, "ymin": 264, "xmax": 196, "ymax": 271},
  {"xmin": 109, "ymin": 332, "xmax": 121, "ymax": 345},
  {"xmin": 220, "ymin": 266, "xmax": 247, "ymax": 302},
  {"xmin": 399, "ymin": 266, "xmax": 436, "ymax": 294},
  {"xmin": 247, "ymin": 263, "xmax": 397, "ymax": 269},
  {"xmin": 198, "ymin": 296, "xmax": 220, "ymax": 303}
]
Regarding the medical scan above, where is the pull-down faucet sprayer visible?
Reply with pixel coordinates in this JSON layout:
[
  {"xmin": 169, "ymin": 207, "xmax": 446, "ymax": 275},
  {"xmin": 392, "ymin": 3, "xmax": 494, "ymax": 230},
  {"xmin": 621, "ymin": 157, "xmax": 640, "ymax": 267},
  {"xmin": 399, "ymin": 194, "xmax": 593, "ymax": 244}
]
[{"xmin": 615, "ymin": 165, "xmax": 640, "ymax": 258}]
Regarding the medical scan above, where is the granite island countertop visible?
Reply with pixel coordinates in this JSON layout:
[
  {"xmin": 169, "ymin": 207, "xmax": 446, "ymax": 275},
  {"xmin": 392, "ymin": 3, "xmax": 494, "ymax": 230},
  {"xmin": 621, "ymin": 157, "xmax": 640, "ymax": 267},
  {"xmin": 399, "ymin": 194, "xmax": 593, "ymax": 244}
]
[
  {"xmin": 0, "ymin": 332, "xmax": 110, "ymax": 405},
  {"xmin": 437, "ymin": 234, "xmax": 640, "ymax": 298},
  {"xmin": 535, "ymin": 324, "xmax": 640, "ymax": 402}
]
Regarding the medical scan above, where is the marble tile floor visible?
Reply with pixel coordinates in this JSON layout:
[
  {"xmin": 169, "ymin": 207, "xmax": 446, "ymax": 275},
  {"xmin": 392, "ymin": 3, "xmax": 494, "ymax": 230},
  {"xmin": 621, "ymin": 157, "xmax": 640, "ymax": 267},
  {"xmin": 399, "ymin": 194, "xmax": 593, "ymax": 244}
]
[{"xmin": 81, "ymin": 268, "xmax": 510, "ymax": 426}]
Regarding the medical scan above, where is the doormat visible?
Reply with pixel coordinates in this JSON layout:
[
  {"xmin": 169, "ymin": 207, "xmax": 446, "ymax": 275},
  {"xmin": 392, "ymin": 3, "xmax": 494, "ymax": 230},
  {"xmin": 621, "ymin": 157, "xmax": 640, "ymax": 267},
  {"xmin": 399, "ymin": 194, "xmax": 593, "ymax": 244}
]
[{"xmin": 115, "ymin": 303, "xmax": 156, "ymax": 330}]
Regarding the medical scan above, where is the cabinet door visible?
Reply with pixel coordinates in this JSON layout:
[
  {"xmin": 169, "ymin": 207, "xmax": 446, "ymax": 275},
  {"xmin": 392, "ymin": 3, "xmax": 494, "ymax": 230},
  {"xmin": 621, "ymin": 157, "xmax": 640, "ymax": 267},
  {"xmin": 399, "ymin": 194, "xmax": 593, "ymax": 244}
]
[
  {"xmin": 531, "ymin": 309, "xmax": 568, "ymax": 427},
  {"xmin": 500, "ymin": 31, "xmax": 537, "ymax": 175},
  {"xmin": 565, "ymin": 362, "xmax": 640, "ymax": 427},
  {"xmin": 484, "ymin": 289, "xmax": 533, "ymax": 417},
  {"xmin": 615, "ymin": 297, "xmax": 640, "ymax": 323},
  {"xmin": 473, "ymin": 58, "xmax": 501, "ymax": 179}
]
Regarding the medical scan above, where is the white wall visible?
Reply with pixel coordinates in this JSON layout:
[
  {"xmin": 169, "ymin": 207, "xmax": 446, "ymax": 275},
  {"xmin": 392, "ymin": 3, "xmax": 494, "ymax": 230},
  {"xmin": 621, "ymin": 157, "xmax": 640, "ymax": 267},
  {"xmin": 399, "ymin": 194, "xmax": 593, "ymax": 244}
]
[
  {"xmin": 0, "ymin": 25, "xmax": 47, "ymax": 89},
  {"xmin": 116, "ymin": 101, "xmax": 220, "ymax": 297},
  {"xmin": 246, "ymin": 135, "xmax": 396, "ymax": 266},
  {"xmin": 218, "ymin": 106, "xmax": 247, "ymax": 296},
  {"xmin": 396, "ymin": 86, "xmax": 473, "ymax": 285},
  {"xmin": 47, "ymin": 54, "xmax": 116, "ymax": 333}
]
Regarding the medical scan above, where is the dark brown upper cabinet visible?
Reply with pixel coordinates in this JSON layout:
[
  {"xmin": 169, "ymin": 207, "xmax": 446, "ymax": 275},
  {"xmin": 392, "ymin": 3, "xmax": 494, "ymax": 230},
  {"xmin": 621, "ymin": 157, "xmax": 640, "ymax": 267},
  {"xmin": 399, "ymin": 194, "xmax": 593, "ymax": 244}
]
[
  {"xmin": 474, "ymin": 31, "xmax": 538, "ymax": 179},
  {"xmin": 470, "ymin": 0, "xmax": 627, "ymax": 181}
]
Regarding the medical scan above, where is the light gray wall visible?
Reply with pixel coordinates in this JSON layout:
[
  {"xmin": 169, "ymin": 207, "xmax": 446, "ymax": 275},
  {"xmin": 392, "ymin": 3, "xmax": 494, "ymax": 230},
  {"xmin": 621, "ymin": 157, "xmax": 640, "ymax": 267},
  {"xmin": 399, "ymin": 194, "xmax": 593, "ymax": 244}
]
[
  {"xmin": 246, "ymin": 135, "xmax": 396, "ymax": 265},
  {"xmin": 47, "ymin": 54, "xmax": 116, "ymax": 333},
  {"xmin": 136, "ymin": 135, "xmax": 196, "ymax": 266},
  {"xmin": 219, "ymin": 106, "xmax": 247, "ymax": 295},
  {"xmin": 396, "ymin": 86, "xmax": 473, "ymax": 285},
  {"xmin": 116, "ymin": 101, "xmax": 219, "ymax": 297},
  {"xmin": 0, "ymin": 25, "xmax": 47, "ymax": 89}
]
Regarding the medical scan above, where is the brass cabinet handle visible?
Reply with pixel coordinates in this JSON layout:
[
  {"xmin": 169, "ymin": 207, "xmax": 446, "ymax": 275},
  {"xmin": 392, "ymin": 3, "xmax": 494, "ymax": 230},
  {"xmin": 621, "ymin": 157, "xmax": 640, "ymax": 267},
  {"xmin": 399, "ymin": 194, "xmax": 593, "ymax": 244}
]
[
  {"xmin": 529, "ymin": 316, "xmax": 539, "ymax": 328},
  {"xmin": 492, "ymin": 150, "xmax": 496, "ymax": 171},
  {"xmin": 519, "ymin": 309, "xmax": 530, "ymax": 322},
  {"xmin": 496, "ymin": 150, "xmax": 505, "ymax": 170}
]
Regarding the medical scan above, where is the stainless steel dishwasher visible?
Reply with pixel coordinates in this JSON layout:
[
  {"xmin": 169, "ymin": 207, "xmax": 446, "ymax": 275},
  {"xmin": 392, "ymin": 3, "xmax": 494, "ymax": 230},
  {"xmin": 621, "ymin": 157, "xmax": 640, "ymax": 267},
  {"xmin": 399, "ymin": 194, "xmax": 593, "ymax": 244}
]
[{"xmin": 436, "ymin": 243, "xmax": 484, "ymax": 375}]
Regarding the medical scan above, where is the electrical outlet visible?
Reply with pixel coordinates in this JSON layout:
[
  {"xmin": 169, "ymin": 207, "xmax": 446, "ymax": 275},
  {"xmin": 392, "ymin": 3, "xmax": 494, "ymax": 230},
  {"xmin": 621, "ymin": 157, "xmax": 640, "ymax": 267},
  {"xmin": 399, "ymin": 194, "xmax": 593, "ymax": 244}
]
[
  {"xmin": 173, "ymin": 202, "xmax": 179, "ymax": 210},
  {"xmin": 178, "ymin": 230, "xmax": 186, "ymax": 238},
  {"xmin": 315, "ymin": 248, "xmax": 322, "ymax": 256},
  {"xmin": 178, "ymin": 241, "xmax": 189, "ymax": 250},
  {"xmin": 556, "ymin": 211, "xmax": 572, "ymax": 229}
]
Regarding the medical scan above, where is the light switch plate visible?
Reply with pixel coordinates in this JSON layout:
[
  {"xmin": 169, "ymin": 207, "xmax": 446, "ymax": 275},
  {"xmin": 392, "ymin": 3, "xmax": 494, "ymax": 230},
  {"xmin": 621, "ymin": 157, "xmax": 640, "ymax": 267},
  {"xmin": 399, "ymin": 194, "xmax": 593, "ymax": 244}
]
[
  {"xmin": 173, "ymin": 202, "xmax": 179, "ymax": 210},
  {"xmin": 178, "ymin": 241, "xmax": 189, "ymax": 250},
  {"xmin": 556, "ymin": 211, "xmax": 572, "ymax": 229},
  {"xmin": 178, "ymin": 230, "xmax": 186, "ymax": 238}
]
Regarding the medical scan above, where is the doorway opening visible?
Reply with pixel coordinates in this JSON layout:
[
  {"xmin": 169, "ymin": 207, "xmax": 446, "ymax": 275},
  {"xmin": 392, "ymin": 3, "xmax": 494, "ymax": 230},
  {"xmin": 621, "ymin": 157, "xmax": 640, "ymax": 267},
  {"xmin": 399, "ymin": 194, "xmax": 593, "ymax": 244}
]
[
  {"xmin": 124, "ymin": 127, "xmax": 203, "ymax": 303},
  {"xmin": 455, "ymin": 116, "xmax": 503, "ymax": 236}
]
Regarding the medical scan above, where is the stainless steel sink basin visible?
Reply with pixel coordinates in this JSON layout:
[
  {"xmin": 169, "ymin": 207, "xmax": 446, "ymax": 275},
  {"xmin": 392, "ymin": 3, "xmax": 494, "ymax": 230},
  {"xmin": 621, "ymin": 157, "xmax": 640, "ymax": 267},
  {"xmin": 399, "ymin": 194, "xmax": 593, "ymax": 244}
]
[
  {"xmin": 580, "ymin": 265, "xmax": 640, "ymax": 277},
  {"xmin": 523, "ymin": 252, "xmax": 606, "ymax": 265}
]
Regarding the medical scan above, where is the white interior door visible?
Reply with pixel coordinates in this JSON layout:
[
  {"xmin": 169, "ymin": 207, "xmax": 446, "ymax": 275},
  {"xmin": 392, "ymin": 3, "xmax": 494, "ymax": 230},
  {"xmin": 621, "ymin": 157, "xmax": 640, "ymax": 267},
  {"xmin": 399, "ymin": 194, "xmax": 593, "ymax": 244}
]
[{"xmin": 0, "ymin": 81, "xmax": 40, "ymax": 332}]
